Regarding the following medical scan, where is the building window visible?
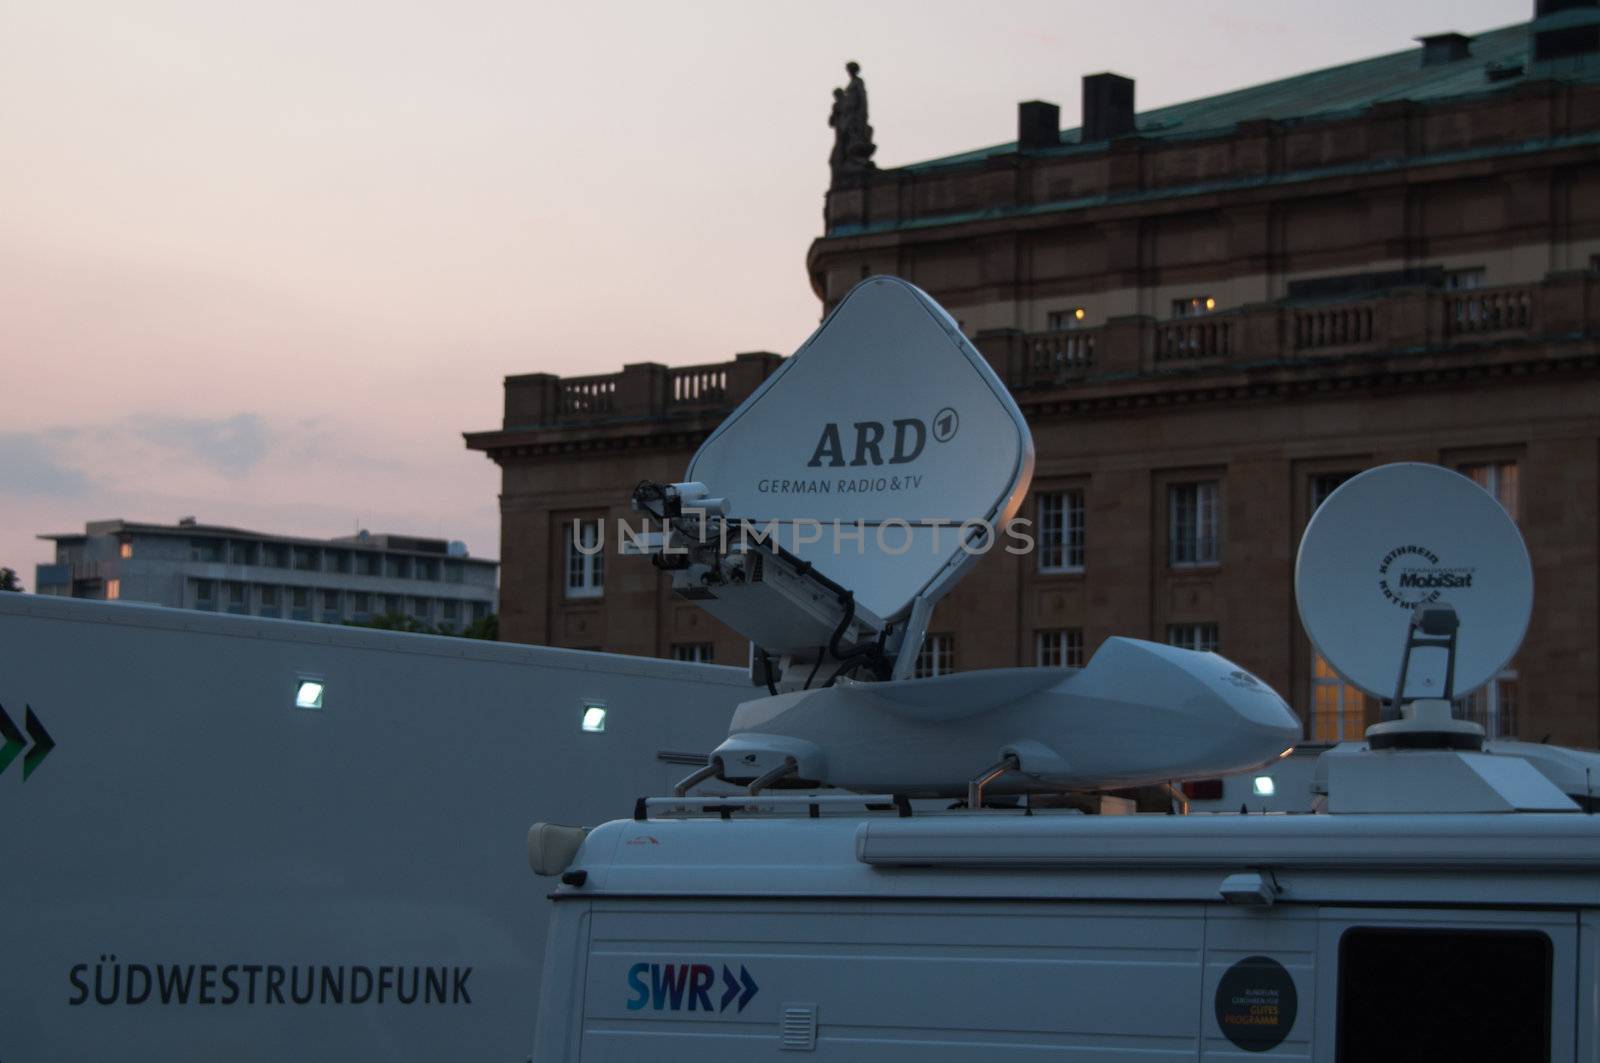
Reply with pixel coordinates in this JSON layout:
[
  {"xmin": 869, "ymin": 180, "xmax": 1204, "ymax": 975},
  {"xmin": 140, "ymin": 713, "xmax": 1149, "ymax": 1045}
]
[
  {"xmin": 351, "ymin": 592, "xmax": 370, "ymax": 618},
  {"xmin": 1445, "ymin": 267, "xmax": 1485, "ymax": 290},
  {"xmin": 1310, "ymin": 653, "xmax": 1365, "ymax": 742},
  {"xmin": 119, "ymin": 541, "xmax": 133, "ymax": 559},
  {"xmin": 1035, "ymin": 629, "xmax": 1084, "ymax": 668},
  {"xmin": 325, "ymin": 550, "xmax": 350, "ymax": 574},
  {"xmin": 1169, "ymin": 481, "xmax": 1220, "ymax": 565},
  {"xmin": 320, "ymin": 590, "xmax": 342, "ymax": 621},
  {"xmin": 1172, "ymin": 295, "xmax": 1216, "ymax": 318},
  {"xmin": 444, "ymin": 561, "xmax": 464, "ymax": 584},
  {"xmin": 1310, "ymin": 472, "xmax": 1355, "ymax": 513},
  {"xmin": 191, "ymin": 579, "xmax": 215, "ymax": 610},
  {"xmin": 189, "ymin": 538, "xmax": 224, "ymax": 563},
  {"xmin": 383, "ymin": 594, "xmax": 403, "ymax": 615},
  {"xmin": 385, "ymin": 555, "xmax": 409, "ymax": 579},
  {"xmin": 290, "ymin": 587, "xmax": 310, "ymax": 621},
  {"xmin": 413, "ymin": 559, "xmax": 437, "ymax": 582},
  {"xmin": 672, "ymin": 642, "xmax": 716, "ymax": 663},
  {"xmin": 356, "ymin": 552, "xmax": 381, "ymax": 576},
  {"xmin": 259, "ymin": 585, "xmax": 280, "ymax": 618},
  {"xmin": 913, "ymin": 635, "xmax": 955, "ymax": 678},
  {"xmin": 1454, "ymin": 666, "xmax": 1519, "ymax": 738},
  {"xmin": 1168, "ymin": 623, "xmax": 1218, "ymax": 653},
  {"xmin": 1459, "ymin": 460, "xmax": 1517, "ymax": 522},
  {"xmin": 441, "ymin": 599, "xmax": 458, "ymax": 624},
  {"xmin": 105, "ymin": 578, "xmax": 121, "ymax": 601},
  {"xmin": 291, "ymin": 547, "xmax": 317, "ymax": 572},
  {"xmin": 229, "ymin": 541, "xmax": 256, "ymax": 566},
  {"xmin": 471, "ymin": 601, "xmax": 488, "ymax": 622},
  {"xmin": 1036, "ymin": 490, "xmax": 1085, "ymax": 572},
  {"xmin": 411, "ymin": 597, "xmax": 431, "ymax": 622},
  {"xmin": 1046, "ymin": 307, "xmax": 1087, "ymax": 331},
  {"xmin": 564, "ymin": 519, "xmax": 605, "ymax": 599},
  {"xmin": 226, "ymin": 582, "xmax": 248, "ymax": 614},
  {"xmin": 261, "ymin": 544, "xmax": 288, "ymax": 568}
]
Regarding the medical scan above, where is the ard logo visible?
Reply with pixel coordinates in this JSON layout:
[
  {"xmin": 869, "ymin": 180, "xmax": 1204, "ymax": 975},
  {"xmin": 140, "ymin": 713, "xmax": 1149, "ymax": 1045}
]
[{"xmin": 805, "ymin": 408, "xmax": 957, "ymax": 469}]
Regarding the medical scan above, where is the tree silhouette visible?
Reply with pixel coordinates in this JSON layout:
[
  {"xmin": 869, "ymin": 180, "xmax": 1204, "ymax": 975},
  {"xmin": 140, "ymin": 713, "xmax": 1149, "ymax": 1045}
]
[{"xmin": 0, "ymin": 567, "xmax": 23, "ymax": 593}]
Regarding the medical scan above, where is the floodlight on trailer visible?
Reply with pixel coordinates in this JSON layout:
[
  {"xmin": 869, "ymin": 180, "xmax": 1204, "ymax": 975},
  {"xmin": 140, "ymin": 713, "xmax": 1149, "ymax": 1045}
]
[{"xmin": 294, "ymin": 679, "xmax": 324, "ymax": 710}]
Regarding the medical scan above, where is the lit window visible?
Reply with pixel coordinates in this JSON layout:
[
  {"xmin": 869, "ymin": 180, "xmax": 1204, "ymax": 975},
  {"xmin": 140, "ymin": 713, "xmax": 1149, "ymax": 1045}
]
[
  {"xmin": 1036, "ymin": 490, "xmax": 1085, "ymax": 572},
  {"xmin": 1047, "ymin": 308, "xmax": 1087, "ymax": 331},
  {"xmin": 913, "ymin": 634, "xmax": 955, "ymax": 678},
  {"xmin": 1169, "ymin": 481, "xmax": 1220, "ymax": 565},
  {"xmin": 119, "ymin": 541, "xmax": 133, "ymax": 559},
  {"xmin": 581, "ymin": 704, "xmax": 607, "ymax": 732},
  {"xmin": 294, "ymin": 679, "xmax": 325, "ymax": 710},
  {"xmin": 1172, "ymin": 295, "xmax": 1216, "ymax": 318},
  {"xmin": 564, "ymin": 519, "xmax": 605, "ymax": 599},
  {"xmin": 1310, "ymin": 653, "xmax": 1366, "ymax": 742},
  {"xmin": 1168, "ymin": 623, "xmax": 1218, "ymax": 653},
  {"xmin": 1035, "ymin": 629, "xmax": 1084, "ymax": 668},
  {"xmin": 105, "ymin": 579, "xmax": 121, "ymax": 601},
  {"xmin": 672, "ymin": 643, "xmax": 715, "ymax": 663},
  {"xmin": 1445, "ymin": 268, "xmax": 1485, "ymax": 290},
  {"xmin": 1459, "ymin": 461, "xmax": 1517, "ymax": 523}
]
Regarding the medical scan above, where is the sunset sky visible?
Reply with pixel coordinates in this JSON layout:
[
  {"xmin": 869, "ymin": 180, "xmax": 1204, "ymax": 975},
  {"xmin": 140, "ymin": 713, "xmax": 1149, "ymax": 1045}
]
[{"xmin": 3, "ymin": 0, "xmax": 1529, "ymax": 581}]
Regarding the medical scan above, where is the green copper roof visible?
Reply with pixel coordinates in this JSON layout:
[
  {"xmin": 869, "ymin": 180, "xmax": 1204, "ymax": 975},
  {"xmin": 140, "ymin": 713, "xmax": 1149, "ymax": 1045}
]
[{"xmin": 900, "ymin": 21, "xmax": 1597, "ymax": 175}]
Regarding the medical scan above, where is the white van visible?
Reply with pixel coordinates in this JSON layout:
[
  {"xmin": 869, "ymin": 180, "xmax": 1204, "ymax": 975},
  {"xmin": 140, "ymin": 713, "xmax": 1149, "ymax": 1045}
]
[{"xmin": 530, "ymin": 745, "xmax": 1600, "ymax": 1061}]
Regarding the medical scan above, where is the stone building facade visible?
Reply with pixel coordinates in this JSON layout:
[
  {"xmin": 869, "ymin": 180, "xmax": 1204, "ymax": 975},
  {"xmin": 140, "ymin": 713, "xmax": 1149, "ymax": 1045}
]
[{"xmin": 468, "ymin": 12, "xmax": 1600, "ymax": 746}]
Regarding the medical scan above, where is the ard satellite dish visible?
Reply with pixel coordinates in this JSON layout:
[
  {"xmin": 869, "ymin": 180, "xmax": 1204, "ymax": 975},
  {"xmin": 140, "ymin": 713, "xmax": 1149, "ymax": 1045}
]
[
  {"xmin": 685, "ymin": 276, "xmax": 1033, "ymax": 624},
  {"xmin": 645, "ymin": 276, "xmax": 1302, "ymax": 799},
  {"xmin": 1296, "ymin": 463, "xmax": 1533, "ymax": 703}
]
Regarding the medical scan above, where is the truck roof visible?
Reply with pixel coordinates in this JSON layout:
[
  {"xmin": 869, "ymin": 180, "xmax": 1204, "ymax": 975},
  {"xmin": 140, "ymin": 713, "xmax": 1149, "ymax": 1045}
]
[{"xmin": 556, "ymin": 806, "xmax": 1600, "ymax": 910}]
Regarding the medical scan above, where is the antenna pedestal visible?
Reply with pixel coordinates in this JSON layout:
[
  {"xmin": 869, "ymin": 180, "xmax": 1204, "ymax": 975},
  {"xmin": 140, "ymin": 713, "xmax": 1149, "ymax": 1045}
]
[{"xmin": 1366, "ymin": 699, "xmax": 1485, "ymax": 752}]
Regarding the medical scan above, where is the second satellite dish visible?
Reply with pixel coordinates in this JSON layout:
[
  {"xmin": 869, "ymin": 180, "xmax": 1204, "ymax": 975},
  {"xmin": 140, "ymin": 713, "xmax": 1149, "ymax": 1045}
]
[{"xmin": 1296, "ymin": 463, "xmax": 1533, "ymax": 701}]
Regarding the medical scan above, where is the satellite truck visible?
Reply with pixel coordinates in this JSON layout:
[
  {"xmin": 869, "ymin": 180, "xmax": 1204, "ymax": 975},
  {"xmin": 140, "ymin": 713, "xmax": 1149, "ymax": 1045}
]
[{"xmin": 528, "ymin": 277, "xmax": 1600, "ymax": 1061}]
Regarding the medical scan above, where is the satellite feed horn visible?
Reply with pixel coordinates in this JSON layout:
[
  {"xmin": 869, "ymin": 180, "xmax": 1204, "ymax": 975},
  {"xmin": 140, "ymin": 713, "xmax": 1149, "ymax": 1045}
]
[
  {"xmin": 1296, "ymin": 463, "xmax": 1532, "ymax": 751},
  {"xmin": 627, "ymin": 276, "xmax": 1034, "ymax": 692}
]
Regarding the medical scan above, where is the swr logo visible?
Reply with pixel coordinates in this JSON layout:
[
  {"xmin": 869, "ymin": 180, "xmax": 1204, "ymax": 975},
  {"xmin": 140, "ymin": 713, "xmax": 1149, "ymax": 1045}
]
[{"xmin": 625, "ymin": 962, "xmax": 758, "ymax": 1013}]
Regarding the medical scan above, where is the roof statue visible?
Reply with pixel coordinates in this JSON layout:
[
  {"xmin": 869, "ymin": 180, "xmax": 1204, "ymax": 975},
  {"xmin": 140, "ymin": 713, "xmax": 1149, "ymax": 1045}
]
[{"xmin": 829, "ymin": 61, "xmax": 876, "ymax": 180}]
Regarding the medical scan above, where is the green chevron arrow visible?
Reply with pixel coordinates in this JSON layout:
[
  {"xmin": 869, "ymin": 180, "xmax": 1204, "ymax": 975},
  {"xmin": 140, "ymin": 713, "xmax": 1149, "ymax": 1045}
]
[
  {"xmin": 23, "ymin": 706, "xmax": 55, "ymax": 780},
  {"xmin": 0, "ymin": 701, "xmax": 22, "ymax": 778}
]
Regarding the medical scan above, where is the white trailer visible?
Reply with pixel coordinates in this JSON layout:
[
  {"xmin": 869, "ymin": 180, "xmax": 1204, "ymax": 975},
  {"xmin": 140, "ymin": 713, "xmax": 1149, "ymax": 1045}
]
[{"xmin": 0, "ymin": 593, "xmax": 748, "ymax": 1062}]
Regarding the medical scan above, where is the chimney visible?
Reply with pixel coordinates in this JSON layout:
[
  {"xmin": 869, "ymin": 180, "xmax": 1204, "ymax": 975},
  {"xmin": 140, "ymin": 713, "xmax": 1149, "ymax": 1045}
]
[
  {"xmin": 1081, "ymin": 73, "xmax": 1135, "ymax": 143},
  {"xmin": 1416, "ymin": 32, "xmax": 1471, "ymax": 65},
  {"xmin": 1531, "ymin": 0, "xmax": 1600, "ymax": 63},
  {"xmin": 1017, "ymin": 100, "xmax": 1060, "ymax": 152}
]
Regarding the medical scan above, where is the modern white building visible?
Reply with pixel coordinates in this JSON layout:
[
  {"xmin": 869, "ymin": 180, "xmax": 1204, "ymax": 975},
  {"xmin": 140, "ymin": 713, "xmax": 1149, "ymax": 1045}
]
[{"xmin": 35, "ymin": 519, "xmax": 498, "ymax": 629}]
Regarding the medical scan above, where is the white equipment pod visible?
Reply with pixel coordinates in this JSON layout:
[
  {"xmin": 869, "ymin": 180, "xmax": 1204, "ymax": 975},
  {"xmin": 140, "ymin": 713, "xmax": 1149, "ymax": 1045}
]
[{"xmin": 711, "ymin": 637, "xmax": 1301, "ymax": 797}]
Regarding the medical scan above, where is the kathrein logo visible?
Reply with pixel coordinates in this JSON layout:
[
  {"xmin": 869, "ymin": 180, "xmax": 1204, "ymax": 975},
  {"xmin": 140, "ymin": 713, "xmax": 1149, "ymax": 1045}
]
[{"xmin": 1376, "ymin": 543, "xmax": 1476, "ymax": 608}]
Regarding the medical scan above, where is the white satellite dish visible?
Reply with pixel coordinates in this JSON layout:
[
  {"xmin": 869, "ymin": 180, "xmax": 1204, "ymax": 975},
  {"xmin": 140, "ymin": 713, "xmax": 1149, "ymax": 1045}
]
[
  {"xmin": 629, "ymin": 276, "xmax": 1033, "ymax": 687},
  {"xmin": 686, "ymin": 275, "xmax": 1034, "ymax": 623},
  {"xmin": 1296, "ymin": 463, "xmax": 1533, "ymax": 703}
]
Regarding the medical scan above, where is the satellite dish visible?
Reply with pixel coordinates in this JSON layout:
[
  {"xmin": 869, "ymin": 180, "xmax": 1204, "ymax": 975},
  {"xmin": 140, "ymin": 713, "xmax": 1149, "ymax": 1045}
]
[
  {"xmin": 1295, "ymin": 463, "xmax": 1532, "ymax": 701},
  {"xmin": 685, "ymin": 276, "xmax": 1034, "ymax": 623}
]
